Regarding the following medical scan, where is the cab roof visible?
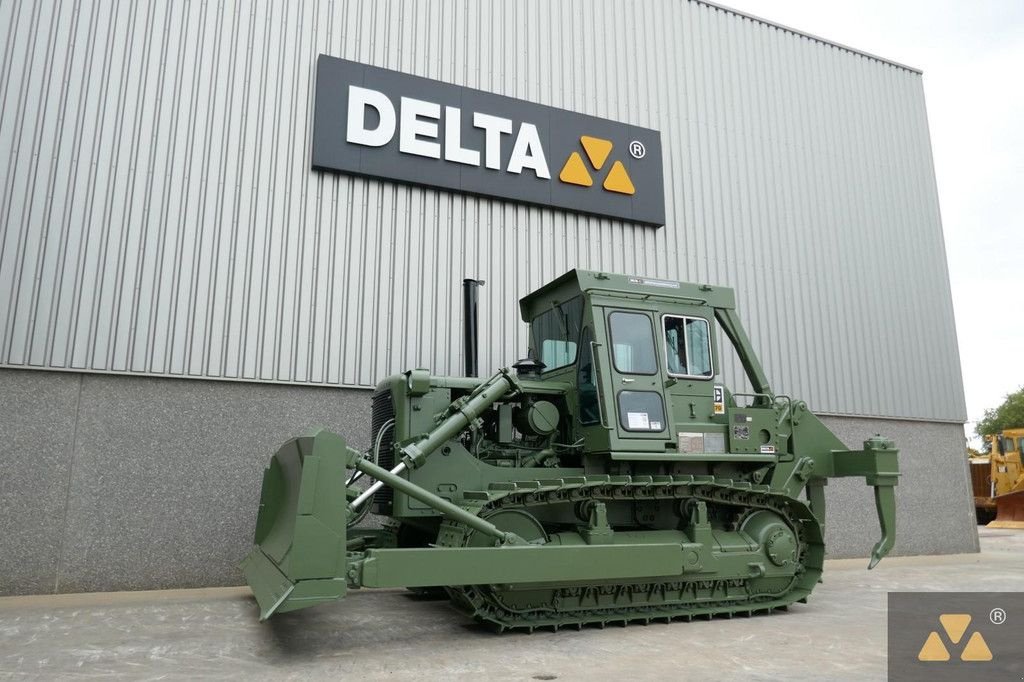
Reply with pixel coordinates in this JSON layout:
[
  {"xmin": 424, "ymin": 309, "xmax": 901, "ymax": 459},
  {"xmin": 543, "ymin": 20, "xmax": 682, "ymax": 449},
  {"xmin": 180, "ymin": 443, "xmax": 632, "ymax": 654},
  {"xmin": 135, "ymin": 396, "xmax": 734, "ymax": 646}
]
[{"xmin": 519, "ymin": 269, "xmax": 736, "ymax": 322}]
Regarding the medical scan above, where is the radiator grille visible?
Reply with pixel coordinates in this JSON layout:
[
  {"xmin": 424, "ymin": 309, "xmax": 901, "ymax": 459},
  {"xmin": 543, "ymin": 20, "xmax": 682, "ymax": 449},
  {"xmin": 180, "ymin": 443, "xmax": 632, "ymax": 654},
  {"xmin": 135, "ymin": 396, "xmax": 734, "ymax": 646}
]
[{"xmin": 370, "ymin": 388, "xmax": 396, "ymax": 510}]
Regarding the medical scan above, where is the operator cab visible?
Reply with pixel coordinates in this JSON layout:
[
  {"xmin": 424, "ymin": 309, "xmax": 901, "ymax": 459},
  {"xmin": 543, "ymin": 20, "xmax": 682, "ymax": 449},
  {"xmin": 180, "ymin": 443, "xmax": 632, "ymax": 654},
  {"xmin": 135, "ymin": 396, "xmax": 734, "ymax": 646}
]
[{"xmin": 520, "ymin": 269, "xmax": 771, "ymax": 458}]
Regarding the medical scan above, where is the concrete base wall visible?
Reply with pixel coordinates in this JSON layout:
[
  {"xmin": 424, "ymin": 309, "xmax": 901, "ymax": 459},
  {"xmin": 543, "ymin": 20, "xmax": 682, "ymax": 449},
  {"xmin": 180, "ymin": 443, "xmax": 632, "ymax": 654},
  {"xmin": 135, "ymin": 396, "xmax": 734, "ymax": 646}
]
[
  {"xmin": 819, "ymin": 415, "xmax": 978, "ymax": 559},
  {"xmin": 0, "ymin": 368, "xmax": 977, "ymax": 596},
  {"xmin": 0, "ymin": 369, "xmax": 371, "ymax": 596}
]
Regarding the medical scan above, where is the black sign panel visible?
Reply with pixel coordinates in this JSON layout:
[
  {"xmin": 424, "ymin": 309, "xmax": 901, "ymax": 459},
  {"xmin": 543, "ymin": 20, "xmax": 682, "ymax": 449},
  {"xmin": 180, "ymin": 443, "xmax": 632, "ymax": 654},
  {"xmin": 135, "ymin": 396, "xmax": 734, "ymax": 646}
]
[{"xmin": 312, "ymin": 55, "xmax": 665, "ymax": 226}]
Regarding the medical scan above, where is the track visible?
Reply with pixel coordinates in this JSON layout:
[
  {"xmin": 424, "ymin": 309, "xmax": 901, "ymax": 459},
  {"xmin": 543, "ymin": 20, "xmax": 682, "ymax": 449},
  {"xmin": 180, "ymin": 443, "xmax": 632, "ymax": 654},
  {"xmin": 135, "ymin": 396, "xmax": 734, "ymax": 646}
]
[{"xmin": 436, "ymin": 474, "xmax": 824, "ymax": 631}]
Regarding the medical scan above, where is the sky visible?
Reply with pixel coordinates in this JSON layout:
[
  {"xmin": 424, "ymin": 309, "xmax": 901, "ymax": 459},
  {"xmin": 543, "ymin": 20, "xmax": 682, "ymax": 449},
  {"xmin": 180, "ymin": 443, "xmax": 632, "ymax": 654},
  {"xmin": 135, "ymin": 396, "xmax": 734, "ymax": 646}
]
[{"xmin": 722, "ymin": 0, "xmax": 1024, "ymax": 443}]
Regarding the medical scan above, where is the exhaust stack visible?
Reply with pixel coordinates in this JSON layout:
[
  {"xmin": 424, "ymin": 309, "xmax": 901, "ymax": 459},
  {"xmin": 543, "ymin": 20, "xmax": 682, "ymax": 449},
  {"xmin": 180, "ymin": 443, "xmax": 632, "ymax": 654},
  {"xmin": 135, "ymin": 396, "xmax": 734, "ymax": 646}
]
[{"xmin": 462, "ymin": 278, "xmax": 484, "ymax": 377}]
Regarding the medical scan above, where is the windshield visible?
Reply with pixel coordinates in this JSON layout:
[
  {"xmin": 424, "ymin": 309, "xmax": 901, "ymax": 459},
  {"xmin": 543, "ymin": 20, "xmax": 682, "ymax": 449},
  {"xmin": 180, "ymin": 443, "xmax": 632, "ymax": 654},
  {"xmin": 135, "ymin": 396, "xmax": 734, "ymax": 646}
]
[{"xmin": 530, "ymin": 296, "xmax": 584, "ymax": 371}]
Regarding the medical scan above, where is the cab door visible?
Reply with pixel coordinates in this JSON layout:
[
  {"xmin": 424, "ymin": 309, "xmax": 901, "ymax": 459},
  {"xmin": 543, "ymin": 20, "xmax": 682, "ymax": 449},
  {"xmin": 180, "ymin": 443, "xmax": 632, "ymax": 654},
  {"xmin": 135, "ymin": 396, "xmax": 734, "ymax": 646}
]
[
  {"xmin": 660, "ymin": 311, "xmax": 725, "ymax": 452},
  {"xmin": 600, "ymin": 308, "xmax": 669, "ymax": 445}
]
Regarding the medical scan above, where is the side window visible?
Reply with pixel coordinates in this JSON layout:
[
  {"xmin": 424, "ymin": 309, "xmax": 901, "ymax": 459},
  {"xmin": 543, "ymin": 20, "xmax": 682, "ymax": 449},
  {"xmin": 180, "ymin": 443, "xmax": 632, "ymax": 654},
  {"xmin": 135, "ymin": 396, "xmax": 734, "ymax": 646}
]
[
  {"xmin": 577, "ymin": 328, "xmax": 600, "ymax": 425},
  {"xmin": 608, "ymin": 312, "xmax": 657, "ymax": 375},
  {"xmin": 530, "ymin": 297, "xmax": 584, "ymax": 371},
  {"xmin": 1019, "ymin": 437, "xmax": 1024, "ymax": 454},
  {"xmin": 663, "ymin": 315, "xmax": 714, "ymax": 379}
]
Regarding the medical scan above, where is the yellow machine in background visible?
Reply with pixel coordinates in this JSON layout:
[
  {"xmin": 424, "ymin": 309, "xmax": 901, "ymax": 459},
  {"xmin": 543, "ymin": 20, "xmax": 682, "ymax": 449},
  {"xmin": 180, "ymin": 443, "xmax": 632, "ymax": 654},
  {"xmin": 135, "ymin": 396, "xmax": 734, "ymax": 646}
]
[
  {"xmin": 971, "ymin": 428, "xmax": 1024, "ymax": 528},
  {"xmin": 969, "ymin": 451, "xmax": 995, "ymax": 524}
]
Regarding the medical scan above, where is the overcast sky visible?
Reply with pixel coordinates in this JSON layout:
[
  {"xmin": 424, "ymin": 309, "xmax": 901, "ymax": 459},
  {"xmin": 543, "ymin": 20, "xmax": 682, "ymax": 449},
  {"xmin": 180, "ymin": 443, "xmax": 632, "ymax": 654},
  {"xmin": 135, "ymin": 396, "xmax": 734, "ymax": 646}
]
[{"xmin": 722, "ymin": 0, "xmax": 1024, "ymax": 442}]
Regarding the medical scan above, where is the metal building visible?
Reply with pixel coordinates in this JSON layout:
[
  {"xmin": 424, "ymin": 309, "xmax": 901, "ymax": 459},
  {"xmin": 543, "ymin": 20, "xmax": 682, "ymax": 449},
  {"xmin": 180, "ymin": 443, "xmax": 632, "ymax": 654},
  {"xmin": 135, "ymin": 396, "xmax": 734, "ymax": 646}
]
[{"xmin": 0, "ymin": 0, "xmax": 975, "ymax": 596}]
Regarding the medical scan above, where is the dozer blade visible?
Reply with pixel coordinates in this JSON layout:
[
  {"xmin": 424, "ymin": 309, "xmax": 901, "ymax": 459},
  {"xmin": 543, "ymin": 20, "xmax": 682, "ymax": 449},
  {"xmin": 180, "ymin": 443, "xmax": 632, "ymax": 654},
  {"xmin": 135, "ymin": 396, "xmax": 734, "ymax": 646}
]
[
  {"xmin": 240, "ymin": 429, "xmax": 350, "ymax": 619},
  {"xmin": 988, "ymin": 488, "xmax": 1024, "ymax": 529}
]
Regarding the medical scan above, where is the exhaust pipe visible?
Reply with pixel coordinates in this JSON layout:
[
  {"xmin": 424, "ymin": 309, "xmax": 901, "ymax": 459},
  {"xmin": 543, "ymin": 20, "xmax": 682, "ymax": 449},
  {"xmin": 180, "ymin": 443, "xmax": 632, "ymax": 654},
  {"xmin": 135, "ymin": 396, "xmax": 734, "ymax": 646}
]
[{"xmin": 462, "ymin": 278, "xmax": 484, "ymax": 377}]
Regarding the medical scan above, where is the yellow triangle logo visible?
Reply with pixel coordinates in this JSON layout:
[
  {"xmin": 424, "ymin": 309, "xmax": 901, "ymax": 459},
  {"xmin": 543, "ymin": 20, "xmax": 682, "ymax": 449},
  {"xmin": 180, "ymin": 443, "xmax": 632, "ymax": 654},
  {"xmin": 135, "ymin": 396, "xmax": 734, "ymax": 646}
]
[
  {"xmin": 917, "ymin": 631, "xmax": 950, "ymax": 661},
  {"xmin": 559, "ymin": 151, "xmax": 593, "ymax": 187},
  {"xmin": 938, "ymin": 614, "xmax": 971, "ymax": 644},
  {"xmin": 580, "ymin": 136, "xmax": 613, "ymax": 170},
  {"xmin": 602, "ymin": 160, "xmax": 635, "ymax": 195},
  {"xmin": 960, "ymin": 632, "xmax": 993, "ymax": 661}
]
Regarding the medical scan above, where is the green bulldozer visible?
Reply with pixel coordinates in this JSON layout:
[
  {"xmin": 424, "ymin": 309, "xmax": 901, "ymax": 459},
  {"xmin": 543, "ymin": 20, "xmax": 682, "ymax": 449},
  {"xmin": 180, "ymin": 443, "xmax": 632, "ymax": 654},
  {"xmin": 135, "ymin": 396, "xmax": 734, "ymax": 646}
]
[{"xmin": 241, "ymin": 270, "xmax": 899, "ymax": 629}]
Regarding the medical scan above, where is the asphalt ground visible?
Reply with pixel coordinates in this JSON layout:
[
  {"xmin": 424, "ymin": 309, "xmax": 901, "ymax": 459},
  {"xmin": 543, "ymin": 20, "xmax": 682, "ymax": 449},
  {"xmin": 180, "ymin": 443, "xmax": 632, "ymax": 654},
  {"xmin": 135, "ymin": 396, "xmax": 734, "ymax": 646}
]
[{"xmin": 0, "ymin": 527, "xmax": 1019, "ymax": 681}]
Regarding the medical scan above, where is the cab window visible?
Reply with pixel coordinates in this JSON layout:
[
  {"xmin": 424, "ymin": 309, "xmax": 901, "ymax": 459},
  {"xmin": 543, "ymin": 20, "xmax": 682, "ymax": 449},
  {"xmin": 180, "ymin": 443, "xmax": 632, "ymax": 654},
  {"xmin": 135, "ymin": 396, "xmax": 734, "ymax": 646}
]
[
  {"xmin": 618, "ymin": 390, "xmax": 666, "ymax": 432},
  {"xmin": 608, "ymin": 312, "xmax": 657, "ymax": 375},
  {"xmin": 530, "ymin": 296, "xmax": 584, "ymax": 371},
  {"xmin": 577, "ymin": 328, "xmax": 600, "ymax": 425},
  {"xmin": 663, "ymin": 315, "xmax": 713, "ymax": 379}
]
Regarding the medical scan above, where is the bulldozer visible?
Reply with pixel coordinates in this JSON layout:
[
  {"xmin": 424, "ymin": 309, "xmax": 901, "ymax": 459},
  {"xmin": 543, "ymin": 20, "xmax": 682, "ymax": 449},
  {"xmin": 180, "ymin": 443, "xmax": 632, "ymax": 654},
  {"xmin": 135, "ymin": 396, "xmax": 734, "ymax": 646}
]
[
  {"xmin": 972, "ymin": 429, "xmax": 1024, "ymax": 529},
  {"xmin": 241, "ymin": 270, "xmax": 900, "ymax": 629}
]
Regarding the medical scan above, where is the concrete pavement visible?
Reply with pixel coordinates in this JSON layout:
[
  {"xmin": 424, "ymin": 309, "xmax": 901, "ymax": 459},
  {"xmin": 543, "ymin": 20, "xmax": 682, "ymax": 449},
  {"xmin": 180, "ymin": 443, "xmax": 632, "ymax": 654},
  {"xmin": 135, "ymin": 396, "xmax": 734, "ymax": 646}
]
[{"xmin": 0, "ymin": 528, "xmax": 1018, "ymax": 681}]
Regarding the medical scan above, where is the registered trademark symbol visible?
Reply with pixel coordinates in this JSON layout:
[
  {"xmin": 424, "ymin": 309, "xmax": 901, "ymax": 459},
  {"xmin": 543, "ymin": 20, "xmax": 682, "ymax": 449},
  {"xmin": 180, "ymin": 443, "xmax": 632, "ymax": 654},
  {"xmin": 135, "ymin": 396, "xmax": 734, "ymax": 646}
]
[
  {"xmin": 990, "ymin": 607, "xmax": 1006, "ymax": 625},
  {"xmin": 629, "ymin": 140, "xmax": 646, "ymax": 159}
]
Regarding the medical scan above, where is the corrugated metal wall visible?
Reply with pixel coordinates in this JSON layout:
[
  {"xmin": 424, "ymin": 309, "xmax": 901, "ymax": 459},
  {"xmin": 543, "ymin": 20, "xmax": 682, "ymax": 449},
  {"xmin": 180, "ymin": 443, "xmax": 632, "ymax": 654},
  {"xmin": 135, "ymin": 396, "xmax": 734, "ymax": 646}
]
[{"xmin": 0, "ymin": 0, "xmax": 966, "ymax": 421}]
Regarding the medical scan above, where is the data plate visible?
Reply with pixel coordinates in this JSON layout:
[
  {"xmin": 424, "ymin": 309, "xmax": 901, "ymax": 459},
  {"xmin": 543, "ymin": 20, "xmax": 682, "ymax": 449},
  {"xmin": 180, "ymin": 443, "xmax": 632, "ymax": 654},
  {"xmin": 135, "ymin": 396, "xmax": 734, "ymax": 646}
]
[
  {"xmin": 704, "ymin": 432, "xmax": 726, "ymax": 454},
  {"xmin": 677, "ymin": 432, "xmax": 704, "ymax": 454}
]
